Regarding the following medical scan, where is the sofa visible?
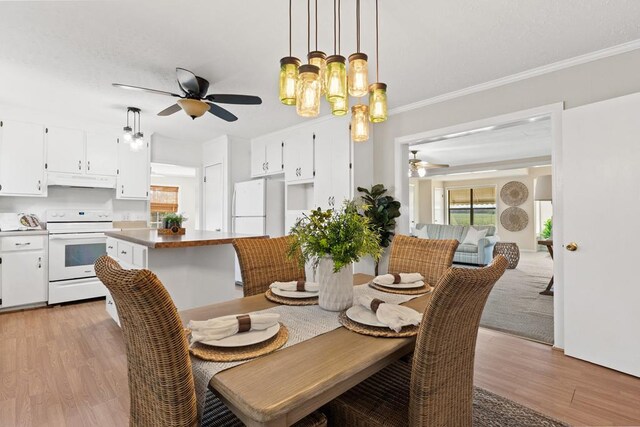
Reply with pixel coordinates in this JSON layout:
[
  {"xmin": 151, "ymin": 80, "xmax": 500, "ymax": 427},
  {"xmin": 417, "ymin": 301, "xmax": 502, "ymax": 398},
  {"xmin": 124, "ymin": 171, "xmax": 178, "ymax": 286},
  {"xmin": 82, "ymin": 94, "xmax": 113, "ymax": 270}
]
[{"xmin": 414, "ymin": 223, "xmax": 499, "ymax": 266}]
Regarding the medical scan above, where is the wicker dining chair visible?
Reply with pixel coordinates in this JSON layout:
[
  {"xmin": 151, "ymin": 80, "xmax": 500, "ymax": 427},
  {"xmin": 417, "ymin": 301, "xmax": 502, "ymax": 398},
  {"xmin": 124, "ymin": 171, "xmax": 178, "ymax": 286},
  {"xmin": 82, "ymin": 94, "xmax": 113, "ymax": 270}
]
[
  {"xmin": 324, "ymin": 256, "xmax": 509, "ymax": 427},
  {"xmin": 387, "ymin": 234, "xmax": 459, "ymax": 288},
  {"xmin": 233, "ymin": 235, "xmax": 305, "ymax": 297},
  {"xmin": 95, "ymin": 255, "xmax": 326, "ymax": 427}
]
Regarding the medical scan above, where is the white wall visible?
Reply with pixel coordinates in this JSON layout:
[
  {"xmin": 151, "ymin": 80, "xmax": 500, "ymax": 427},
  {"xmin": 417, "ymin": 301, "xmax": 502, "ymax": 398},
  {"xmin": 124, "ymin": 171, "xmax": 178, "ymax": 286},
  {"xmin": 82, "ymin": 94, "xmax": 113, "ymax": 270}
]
[{"xmin": 151, "ymin": 134, "xmax": 202, "ymax": 167}]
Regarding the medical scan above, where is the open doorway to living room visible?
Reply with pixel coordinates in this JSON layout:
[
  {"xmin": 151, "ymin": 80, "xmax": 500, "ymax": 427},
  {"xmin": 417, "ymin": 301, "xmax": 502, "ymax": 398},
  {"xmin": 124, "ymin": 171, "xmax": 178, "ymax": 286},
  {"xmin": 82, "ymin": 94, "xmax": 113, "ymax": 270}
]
[{"xmin": 407, "ymin": 116, "xmax": 555, "ymax": 344}]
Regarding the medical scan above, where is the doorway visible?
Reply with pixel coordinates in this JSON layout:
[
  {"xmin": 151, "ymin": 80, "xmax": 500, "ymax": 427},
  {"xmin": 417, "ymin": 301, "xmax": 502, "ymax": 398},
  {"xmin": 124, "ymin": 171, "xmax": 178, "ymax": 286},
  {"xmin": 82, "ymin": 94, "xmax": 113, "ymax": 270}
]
[{"xmin": 394, "ymin": 103, "xmax": 564, "ymax": 346}]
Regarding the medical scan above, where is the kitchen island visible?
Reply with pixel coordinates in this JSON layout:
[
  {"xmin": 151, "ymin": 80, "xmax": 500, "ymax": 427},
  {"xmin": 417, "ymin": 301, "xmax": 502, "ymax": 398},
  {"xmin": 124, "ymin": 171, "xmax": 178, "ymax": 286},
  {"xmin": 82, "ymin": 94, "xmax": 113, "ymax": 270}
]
[{"xmin": 103, "ymin": 229, "xmax": 265, "ymax": 324}]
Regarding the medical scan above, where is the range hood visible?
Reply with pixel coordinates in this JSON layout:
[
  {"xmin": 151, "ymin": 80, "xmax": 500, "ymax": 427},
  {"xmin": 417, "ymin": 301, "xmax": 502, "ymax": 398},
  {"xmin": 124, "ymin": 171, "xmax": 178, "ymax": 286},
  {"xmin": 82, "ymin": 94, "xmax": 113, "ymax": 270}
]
[{"xmin": 47, "ymin": 172, "xmax": 116, "ymax": 189}]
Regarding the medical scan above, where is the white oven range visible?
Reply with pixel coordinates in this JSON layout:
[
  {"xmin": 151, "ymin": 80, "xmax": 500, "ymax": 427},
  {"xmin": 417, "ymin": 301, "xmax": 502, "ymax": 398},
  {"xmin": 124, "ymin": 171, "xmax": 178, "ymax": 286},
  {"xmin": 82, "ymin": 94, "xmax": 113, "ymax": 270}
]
[{"xmin": 47, "ymin": 209, "xmax": 114, "ymax": 304}]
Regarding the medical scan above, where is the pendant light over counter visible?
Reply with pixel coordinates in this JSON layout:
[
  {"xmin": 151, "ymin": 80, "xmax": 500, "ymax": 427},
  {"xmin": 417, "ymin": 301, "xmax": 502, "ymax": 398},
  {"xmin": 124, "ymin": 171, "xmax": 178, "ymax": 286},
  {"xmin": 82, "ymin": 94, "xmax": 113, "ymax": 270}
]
[
  {"xmin": 122, "ymin": 107, "xmax": 145, "ymax": 152},
  {"xmin": 277, "ymin": 0, "xmax": 388, "ymax": 142}
]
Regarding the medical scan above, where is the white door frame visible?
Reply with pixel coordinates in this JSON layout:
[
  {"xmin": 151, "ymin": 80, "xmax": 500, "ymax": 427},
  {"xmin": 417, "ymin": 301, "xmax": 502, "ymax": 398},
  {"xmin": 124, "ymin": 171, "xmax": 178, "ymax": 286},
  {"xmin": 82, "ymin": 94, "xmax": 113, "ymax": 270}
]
[{"xmin": 393, "ymin": 102, "xmax": 566, "ymax": 347}]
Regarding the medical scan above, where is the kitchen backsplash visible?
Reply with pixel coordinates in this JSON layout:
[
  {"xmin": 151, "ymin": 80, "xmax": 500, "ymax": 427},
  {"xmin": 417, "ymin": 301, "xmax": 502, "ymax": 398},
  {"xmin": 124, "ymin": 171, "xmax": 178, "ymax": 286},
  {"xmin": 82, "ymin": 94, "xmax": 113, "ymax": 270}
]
[{"xmin": 0, "ymin": 186, "xmax": 148, "ymax": 224}]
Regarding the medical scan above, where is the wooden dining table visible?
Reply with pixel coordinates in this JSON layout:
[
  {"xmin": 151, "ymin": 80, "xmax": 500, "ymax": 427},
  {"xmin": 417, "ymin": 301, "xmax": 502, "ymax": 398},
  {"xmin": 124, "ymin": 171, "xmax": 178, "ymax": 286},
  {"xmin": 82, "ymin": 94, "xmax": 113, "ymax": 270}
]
[{"xmin": 180, "ymin": 273, "xmax": 432, "ymax": 427}]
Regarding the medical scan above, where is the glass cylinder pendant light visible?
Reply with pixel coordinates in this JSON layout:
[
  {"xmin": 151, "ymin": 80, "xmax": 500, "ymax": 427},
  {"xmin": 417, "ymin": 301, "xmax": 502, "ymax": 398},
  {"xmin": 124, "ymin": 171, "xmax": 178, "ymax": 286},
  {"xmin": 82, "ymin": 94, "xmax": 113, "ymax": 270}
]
[
  {"xmin": 279, "ymin": 0, "xmax": 300, "ymax": 106},
  {"xmin": 331, "ymin": 94, "xmax": 348, "ymax": 116},
  {"xmin": 348, "ymin": 0, "xmax": 368, "ymax": 97},
  {"xmin": 326, "ymin": 55, "xmax": 347, "ymax": 102},
  {"xmin": 351, "ymin": 104, "xmax": 369, "ymax": 142},
  {"xmin": 296, "ymin": 64, "xmax": 321, "ymax": 117},
  {"xmin": 369, "ymin": 0, "xmax": 388, "ymax": 122}
]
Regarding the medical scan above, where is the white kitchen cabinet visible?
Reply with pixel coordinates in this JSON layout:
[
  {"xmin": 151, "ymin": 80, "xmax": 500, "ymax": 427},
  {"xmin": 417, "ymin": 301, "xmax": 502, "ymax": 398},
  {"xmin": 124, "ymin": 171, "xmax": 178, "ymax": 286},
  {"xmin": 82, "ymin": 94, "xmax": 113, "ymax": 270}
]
[
  {"xmin": 284, "ymin": 132, "xmax": 315, "ymax": 182},
  {"xmin": 0, "ymin": 120, "xmax": 47, "ymax": 197},
  {"xmin": 86, "ymin": 132, "xmax": 118, "ymax": 176},
  {"xmin": 46, "ymin": 126, "xmax": 85, "ymax": 174},
  {"xmin": 117, "ymin": 138, "xmax": 150, "ymax": 200},
  {"xmin": 251, "ymin": 136, "xmax": 284, "ymax": 177},
  {"xmin": 314, "ymin": 117, "xmax": 351, "ymax": 210},
  {"xmin": 0, "ymin": 234, "xmax": 47, "ymax": 309}
]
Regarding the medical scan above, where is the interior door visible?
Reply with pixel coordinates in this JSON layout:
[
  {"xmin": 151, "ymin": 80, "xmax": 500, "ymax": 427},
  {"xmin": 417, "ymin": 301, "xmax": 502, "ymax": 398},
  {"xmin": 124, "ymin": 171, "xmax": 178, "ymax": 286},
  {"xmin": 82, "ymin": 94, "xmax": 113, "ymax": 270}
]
[
  {"xmin": 86, "ymin": 133, "xmax": 117, "ymax": 176},
  {"xmin": 47, "ymin": 126, "xmax": 85, "ymax": 174},
  {"xmin": 563, "ymin": 92, "xmax": 640, "ymax": 377},
  {"xmin": 204, "ymin": 163, "xmax": 224, "ymax": 231}
]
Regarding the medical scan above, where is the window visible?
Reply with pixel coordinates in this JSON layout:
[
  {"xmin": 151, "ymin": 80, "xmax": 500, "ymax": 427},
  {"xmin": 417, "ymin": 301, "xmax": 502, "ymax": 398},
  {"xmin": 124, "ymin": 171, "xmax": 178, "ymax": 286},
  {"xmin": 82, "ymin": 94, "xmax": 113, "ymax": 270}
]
[
  {"xmin": 150, "ymin": 185, "xmax": 179, "ymax": 228},
  {"xmin": 448, "ymin": 187, "xmax": 496, "ymax": 226}
]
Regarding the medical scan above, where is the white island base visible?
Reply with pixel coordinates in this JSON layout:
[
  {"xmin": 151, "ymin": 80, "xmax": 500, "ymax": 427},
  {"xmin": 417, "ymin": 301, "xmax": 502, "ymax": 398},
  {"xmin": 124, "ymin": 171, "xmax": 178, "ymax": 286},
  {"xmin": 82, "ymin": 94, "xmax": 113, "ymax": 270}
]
[{"xmin": 104, "ymin": 230, "xmax": 262, "ymax": 325}]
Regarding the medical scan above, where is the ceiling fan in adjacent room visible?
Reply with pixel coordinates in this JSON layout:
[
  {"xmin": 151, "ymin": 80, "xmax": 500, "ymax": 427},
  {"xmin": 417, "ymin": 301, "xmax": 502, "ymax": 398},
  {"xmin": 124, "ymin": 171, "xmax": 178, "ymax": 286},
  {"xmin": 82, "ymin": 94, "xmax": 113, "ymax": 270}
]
[
  {"xmin": 112, "ymin": 68, "xmax": 262, "ymax": 121},
  {"xmin": 408, "ymin": 150, "xmax": 449, "ymax": 177}
]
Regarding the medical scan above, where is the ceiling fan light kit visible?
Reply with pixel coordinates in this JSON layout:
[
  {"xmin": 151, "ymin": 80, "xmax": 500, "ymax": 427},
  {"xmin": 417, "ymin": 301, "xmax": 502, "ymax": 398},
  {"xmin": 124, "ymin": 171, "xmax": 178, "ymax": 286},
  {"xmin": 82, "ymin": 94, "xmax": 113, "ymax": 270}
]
[
  {"xmin": 279, "ymin": 0, "xmax": 388, "ymax": 142},
  {"xmin": 177, "ymin": 98, "xmax": 210, "ymax": 119}
]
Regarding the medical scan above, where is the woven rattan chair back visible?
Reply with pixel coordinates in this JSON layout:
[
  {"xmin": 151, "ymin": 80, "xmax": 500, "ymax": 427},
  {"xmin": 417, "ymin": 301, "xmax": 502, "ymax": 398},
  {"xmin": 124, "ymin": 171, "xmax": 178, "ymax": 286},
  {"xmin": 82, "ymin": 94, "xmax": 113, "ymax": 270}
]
[
  {"xmin": 387, "ymin": 235, "xmax": 459, "ymax": 287},
  {"xmin": 233, "ymin": 236, "xmax": 306, "ymax": 297},
  {"xmin": 408, "ymin": 256, "xmax": 508, "ymax": 427},
  {"xmin": 95, "ymin": 256, "xmax": 198, "ymax": 427}
]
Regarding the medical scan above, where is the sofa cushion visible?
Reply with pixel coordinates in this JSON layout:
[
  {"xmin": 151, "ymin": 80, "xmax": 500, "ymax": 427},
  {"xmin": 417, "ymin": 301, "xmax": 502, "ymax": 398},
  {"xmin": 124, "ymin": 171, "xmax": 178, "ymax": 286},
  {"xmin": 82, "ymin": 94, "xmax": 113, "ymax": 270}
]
[
  {"xmin": 461, "ymin": 227, "xmax": 488, "ymax": 245},
  {"xmin": 457, "ymin": 243, "xmax": 478, "ymax": 253}
]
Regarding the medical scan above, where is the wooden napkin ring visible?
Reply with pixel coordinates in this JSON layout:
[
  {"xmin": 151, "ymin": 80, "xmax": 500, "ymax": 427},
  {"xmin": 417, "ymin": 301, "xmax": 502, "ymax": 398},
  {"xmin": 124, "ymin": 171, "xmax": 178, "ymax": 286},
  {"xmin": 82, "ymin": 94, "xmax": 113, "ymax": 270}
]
[
  {"xmin": 296, "ymin": 280, "xmax": 306, "ymax": 292},
  {"xmin": 370, "ymin": 298, "xmax": 385, "ymax": 313},
  {"xmin": 392, "ymin": 273, "xmax": 402, "ymax": 284},
  {"xmin": 236, "ymin": 315, "xmax": 251, "ymax": 333}
]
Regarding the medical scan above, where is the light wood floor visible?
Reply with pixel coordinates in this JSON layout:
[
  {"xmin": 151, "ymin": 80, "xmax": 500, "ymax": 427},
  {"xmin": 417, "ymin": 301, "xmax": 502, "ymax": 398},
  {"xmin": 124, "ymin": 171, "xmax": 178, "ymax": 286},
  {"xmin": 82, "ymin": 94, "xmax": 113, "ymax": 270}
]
[{"xmin": 1, "ymin": 300, "xmax": 639, "ymax": 426}]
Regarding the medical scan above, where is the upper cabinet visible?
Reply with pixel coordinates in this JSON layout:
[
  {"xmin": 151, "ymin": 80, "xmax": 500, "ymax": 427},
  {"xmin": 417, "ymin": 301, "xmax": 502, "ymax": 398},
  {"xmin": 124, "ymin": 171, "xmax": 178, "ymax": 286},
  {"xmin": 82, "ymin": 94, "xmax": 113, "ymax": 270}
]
[
  {"xmin": 46, "ymin": 127, "xmax": 85, "ymax": 174},
  {"xmin": 284, "ymin": 131, "xmax": 315, "ymax": 182},
  {"xmin": 251, "ymin": 136, "xmax": 284, "ymax": 177},
  {"xmin": 117, "ymin": 139, "xmax": 150, "ymax": 200},
  {"xmin": 314, "ymin": 117, "xmax": 351, "ymax": 210},
  {"xmin": 86, "ymin": 132, "xmax": 118, "ymax": 176},
  {"xmin": 0, "ymin": 120, "xmax": 47, "ymax": 197}
]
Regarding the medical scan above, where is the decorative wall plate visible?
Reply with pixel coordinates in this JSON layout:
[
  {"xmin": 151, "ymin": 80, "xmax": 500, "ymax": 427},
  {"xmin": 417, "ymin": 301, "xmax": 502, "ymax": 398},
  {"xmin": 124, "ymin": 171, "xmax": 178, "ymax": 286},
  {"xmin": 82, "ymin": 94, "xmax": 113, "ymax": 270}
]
[
  {"xmin": 500, "ymin": 181, "xmax": 529, "ymax": 206},
  {"xmin": 500, "ymin": 207, "xmax": 529, "ymax": 232}
]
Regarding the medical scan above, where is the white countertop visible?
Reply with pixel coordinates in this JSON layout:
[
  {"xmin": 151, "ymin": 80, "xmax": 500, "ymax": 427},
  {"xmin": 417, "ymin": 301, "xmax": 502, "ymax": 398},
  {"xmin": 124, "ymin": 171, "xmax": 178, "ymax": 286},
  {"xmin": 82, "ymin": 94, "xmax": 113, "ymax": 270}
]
[{"xmin": 0, "ymin": 229, "xmax": 49, "ymax": 237}]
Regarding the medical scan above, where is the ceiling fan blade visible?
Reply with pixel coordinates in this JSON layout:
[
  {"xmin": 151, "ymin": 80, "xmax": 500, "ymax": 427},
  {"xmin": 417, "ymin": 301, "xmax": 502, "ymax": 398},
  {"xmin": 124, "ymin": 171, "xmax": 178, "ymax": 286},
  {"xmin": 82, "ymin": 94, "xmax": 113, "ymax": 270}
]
[
  {"xmin": 157, "ymin": 104, "xmax": 182, "ymax": 116},
  {"xmin": 196, "ymin": 77, "xmax": 210, "ymax": 98},
  {"xmin": 206, "ymin": 94, "xmax": 262, "ymax": 105},
  {"xmin": 112, "ymin": 83, "xmax": 180, "ymax": 97},
  {"xmin": 207, "ymin": 103, "xmax": 238, "ymax": 122},
  {"xmin": 422, "ymin": 162, "xmax": 450, "ymax": 169},
  {"xmin": 176, "ymin": 68, "xmax": 200, "ymax": 95}
]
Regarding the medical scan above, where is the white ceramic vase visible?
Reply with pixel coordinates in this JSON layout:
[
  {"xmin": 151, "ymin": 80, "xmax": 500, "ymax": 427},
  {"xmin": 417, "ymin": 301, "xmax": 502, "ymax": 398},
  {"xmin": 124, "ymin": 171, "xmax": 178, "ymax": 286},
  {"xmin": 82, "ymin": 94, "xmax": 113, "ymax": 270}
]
[{"xmin": 317, "ymin": 257, "xmax": 353, "ymax": 311}]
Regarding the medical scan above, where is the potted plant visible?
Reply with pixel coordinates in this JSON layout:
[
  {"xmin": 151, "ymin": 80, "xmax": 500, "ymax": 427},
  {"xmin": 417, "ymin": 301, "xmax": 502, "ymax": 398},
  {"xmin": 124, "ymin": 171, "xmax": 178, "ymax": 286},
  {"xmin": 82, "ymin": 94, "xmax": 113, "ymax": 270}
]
[
  {"xmin": 288, "ymin": 201, "xmax": 382, "ymax": 311},
  {"xmin": 358, "ymin": 184, "xmax": 401, "ymax": 275},
  {"xmin": 163, "ymin": 213, "xmax": 187, "ymax": 232}
]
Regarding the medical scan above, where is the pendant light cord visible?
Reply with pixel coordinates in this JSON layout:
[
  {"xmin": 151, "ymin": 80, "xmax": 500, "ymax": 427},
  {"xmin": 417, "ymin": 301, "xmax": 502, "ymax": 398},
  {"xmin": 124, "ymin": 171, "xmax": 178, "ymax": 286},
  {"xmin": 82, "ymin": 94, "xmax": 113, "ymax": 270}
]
[
  {"xmin": 333, "ymin": 0, "xmax": 336, "ymax": 54},
  {"xmin": 338, "ymin": 0, "xmax": 341, "ymax": 54},
  {"xmin": 375, "ymin": 0, "xmax": 379, "ymax": 81},
  {"xmin": 356, "ymin": 0, "xmax": 360, "ymax": 53},
  {"xmin": 288, "ymin": 0, "xmax": 292, "ymax": 57},
  {"xmin": 307, "ymin": 0, "xmax": 311, "ymax": 54},
  {"xmin": 315, "ymin": 0, "xmax": 318, "ymax": 51}
]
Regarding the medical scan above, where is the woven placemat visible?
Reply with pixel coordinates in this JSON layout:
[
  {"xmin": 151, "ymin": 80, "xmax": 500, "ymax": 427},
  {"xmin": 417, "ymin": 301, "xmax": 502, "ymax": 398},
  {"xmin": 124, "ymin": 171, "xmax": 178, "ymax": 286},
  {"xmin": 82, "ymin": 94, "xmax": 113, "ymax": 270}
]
[
  {"xmin": 369, "ymin": 281, "xmax": 433, "ymax": 295},
  {"xmin": 338, "ymin": 311, "xmax": 419, "ymax": 338},
  {"xmin": 265, "ymin": 289, "xmax": 319, "ymax": 306},
  {"xmin": 188, "ymin": 323, "xmax": 289, "ymax": 362}
]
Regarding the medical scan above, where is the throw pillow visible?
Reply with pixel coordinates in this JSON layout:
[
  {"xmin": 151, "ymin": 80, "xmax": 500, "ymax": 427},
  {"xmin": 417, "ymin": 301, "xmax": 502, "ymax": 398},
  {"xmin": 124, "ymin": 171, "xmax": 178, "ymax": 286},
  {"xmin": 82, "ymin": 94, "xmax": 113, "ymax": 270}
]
[
  {"xmin": 416, "ymin": 227, "xmax": 429, "ymax": 239},
  {"xmin": 462, "ymin": 227, "xmax": 487, "ymax": 245}
]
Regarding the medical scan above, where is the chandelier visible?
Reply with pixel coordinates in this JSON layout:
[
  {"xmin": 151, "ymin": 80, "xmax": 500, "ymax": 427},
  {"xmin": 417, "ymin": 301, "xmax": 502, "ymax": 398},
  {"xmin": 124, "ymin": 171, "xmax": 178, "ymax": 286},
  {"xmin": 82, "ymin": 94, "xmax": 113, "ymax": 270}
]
[
  {"xmin": 122, "ymin": 107, "xmax": 145, "ymax": 152},
  {"xmin": 279, "ymin": 0, "xmax": 387, "ymax": 142}
]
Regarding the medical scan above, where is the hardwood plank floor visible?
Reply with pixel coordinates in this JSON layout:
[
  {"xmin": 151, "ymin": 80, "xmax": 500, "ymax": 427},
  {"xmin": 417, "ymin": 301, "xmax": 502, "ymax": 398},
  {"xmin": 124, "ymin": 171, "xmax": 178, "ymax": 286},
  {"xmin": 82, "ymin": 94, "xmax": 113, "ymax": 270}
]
[{"xmin": 1, "ymin": 300, "xmax": 639, "ymax": 426}]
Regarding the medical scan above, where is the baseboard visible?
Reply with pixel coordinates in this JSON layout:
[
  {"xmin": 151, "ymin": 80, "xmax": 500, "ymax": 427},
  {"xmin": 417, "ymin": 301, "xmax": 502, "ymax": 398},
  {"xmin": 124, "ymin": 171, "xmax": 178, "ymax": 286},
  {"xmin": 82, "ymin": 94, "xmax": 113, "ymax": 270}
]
[{"xmin": 552, "ymin": 345, "xmax": 565, "ymax": 353}]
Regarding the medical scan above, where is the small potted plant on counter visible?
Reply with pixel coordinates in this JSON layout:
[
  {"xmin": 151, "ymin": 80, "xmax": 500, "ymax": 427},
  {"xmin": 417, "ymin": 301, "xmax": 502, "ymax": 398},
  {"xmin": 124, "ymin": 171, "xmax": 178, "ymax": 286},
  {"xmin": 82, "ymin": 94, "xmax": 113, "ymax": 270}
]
[
  {"xmin": 160, "ymin": 213, "xmax": 187, "ymax": 235},
  {"xmin": 288, "ymin": 201, "xmax": 382, "ymax": 311}
]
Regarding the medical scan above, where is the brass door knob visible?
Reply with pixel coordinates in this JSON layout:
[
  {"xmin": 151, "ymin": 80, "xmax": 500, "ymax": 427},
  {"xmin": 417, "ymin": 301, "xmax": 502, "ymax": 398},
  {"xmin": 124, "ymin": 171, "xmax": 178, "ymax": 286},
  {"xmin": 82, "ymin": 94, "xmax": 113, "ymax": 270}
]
[{"xmin": 566, "ymin": 242, "xmax": 578, "ymax": 252}]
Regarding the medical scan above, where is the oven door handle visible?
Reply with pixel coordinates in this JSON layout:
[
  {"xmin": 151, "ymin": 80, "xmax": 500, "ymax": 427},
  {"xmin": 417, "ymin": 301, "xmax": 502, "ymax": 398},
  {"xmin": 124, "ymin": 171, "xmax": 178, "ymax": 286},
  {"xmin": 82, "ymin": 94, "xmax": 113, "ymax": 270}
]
[{"xmin": 49, "ymin": 233, "xmax": 106, "ymax": 240}]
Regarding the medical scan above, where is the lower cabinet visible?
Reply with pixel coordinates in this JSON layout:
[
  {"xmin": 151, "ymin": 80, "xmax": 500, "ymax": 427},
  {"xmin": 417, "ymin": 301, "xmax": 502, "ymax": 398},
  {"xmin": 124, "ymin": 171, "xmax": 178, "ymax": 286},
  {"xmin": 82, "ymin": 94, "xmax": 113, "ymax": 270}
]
[{"xmin": 0, "ymin": 235, "xmax": 48, "ymax": 309}]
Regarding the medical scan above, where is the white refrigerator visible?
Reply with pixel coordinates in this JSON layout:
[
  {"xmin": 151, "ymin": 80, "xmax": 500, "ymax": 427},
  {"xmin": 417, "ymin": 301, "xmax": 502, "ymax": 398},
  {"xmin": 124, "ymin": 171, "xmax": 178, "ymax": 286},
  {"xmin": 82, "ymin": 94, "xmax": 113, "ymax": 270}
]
[{"xmin": 232, "ymin": 178, "xmax": 285, "ymax": 284}]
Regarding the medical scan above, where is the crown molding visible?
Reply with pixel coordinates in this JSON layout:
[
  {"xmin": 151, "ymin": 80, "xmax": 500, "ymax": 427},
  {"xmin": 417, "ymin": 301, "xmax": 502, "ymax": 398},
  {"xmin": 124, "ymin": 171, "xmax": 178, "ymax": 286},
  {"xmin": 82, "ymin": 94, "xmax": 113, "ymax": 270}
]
[{"xmin": 389, "ymin": 39, "xmax": 640, "ymax": 116}]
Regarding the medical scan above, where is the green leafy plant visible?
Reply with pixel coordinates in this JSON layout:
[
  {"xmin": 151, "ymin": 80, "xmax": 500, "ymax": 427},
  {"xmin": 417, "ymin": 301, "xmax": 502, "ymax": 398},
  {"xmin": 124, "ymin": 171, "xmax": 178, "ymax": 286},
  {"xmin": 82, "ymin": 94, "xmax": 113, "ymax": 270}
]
[
  {"xmin": 358, "ymin": 184, "xmax": 401, "ymax": 274},
  {"xmin": 163, "ymin": 213, "xmax": 187, "ymax": 229},
  {"xmin": 541, "ymin": 217, "xmax": 552, "ymax": 239},
  {"xmin": 288, "ymin": 201, "xmax": 382, "ymax": 272}
]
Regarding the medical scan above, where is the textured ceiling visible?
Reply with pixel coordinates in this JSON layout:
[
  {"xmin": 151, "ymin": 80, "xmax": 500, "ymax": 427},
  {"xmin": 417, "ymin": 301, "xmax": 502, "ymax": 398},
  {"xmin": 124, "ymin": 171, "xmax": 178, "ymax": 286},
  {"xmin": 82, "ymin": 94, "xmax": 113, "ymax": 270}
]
[{"xmin": 0, "ymin": 0, "xmax": 639, "ymax": 143}]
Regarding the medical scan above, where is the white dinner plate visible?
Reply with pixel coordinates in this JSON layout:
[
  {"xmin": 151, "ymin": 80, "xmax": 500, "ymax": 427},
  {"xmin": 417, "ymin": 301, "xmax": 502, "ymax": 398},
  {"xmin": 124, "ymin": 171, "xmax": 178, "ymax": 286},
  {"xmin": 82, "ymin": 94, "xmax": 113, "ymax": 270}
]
[
  {"xmin": 372, "ymin": 279, "xmax": 425, "ymax": 289},
  {"xmin": 271, "ymin": 287, "xmax": 319, "ymax": 299},
  {"xmin": 346, "ymin": 305, "xmax": 387, "ymax": 328},
  {"xmin": 199, "ymin": 323, "xmax": 280, "ymax": 348}
]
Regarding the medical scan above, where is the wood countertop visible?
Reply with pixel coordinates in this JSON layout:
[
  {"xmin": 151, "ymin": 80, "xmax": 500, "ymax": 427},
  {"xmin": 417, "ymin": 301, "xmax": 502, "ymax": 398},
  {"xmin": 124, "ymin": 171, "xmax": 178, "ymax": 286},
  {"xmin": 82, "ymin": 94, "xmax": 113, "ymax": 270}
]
[{"xmin": 104, "ymin": 229, "xmax": 266, "ymax": 249}]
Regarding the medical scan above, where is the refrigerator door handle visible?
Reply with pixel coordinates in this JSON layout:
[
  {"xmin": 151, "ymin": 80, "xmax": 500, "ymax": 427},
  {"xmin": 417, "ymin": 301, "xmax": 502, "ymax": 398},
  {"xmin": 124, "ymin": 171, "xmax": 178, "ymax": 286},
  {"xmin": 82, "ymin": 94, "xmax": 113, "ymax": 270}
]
[{"xmin": 231, "ymin": 188, "xmax": 237, "ymax": 233}]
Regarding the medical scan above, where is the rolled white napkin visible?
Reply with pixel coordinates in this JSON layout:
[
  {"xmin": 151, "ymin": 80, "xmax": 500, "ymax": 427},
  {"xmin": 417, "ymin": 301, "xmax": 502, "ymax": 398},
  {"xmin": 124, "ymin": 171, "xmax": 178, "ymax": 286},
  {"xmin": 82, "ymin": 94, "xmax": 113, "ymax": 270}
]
[
  {"xmin": 269, "ymin": 280, "xmax": 319, "ymax": 293},
  {"xmin": 357, "ymin": 296, "xmax": 422, "ymax": 332},
  {"xmin": 373, "ymin": 272, "xmax": 424, "ymax": 286},
  {"xmin": 188, "ymin": 313, "xmax": 280, "ymax": 344}
]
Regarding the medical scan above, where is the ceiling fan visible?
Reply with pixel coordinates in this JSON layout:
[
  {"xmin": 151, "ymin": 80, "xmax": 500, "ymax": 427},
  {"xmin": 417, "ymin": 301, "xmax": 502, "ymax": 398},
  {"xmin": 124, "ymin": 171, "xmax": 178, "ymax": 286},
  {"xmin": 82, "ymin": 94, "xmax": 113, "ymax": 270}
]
[
  {"xmin": 409, "ymin": 150, "xmax": 449, "ymax": 177},
  {"xmin": 112, "ymin": 68, "xmax": 262, "ymax": 122}
]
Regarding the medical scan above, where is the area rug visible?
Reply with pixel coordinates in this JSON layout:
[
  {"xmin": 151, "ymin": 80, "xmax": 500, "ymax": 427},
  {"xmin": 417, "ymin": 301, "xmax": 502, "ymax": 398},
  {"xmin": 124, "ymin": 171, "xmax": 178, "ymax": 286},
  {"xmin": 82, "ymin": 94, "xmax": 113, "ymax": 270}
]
[
  {"xmin": 458, "ymin": 251, "xmax": 554, "ymax": 344},
  {"xmin": 202, "ymin": 386, "xmax": 568, "ymax": 426}
]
